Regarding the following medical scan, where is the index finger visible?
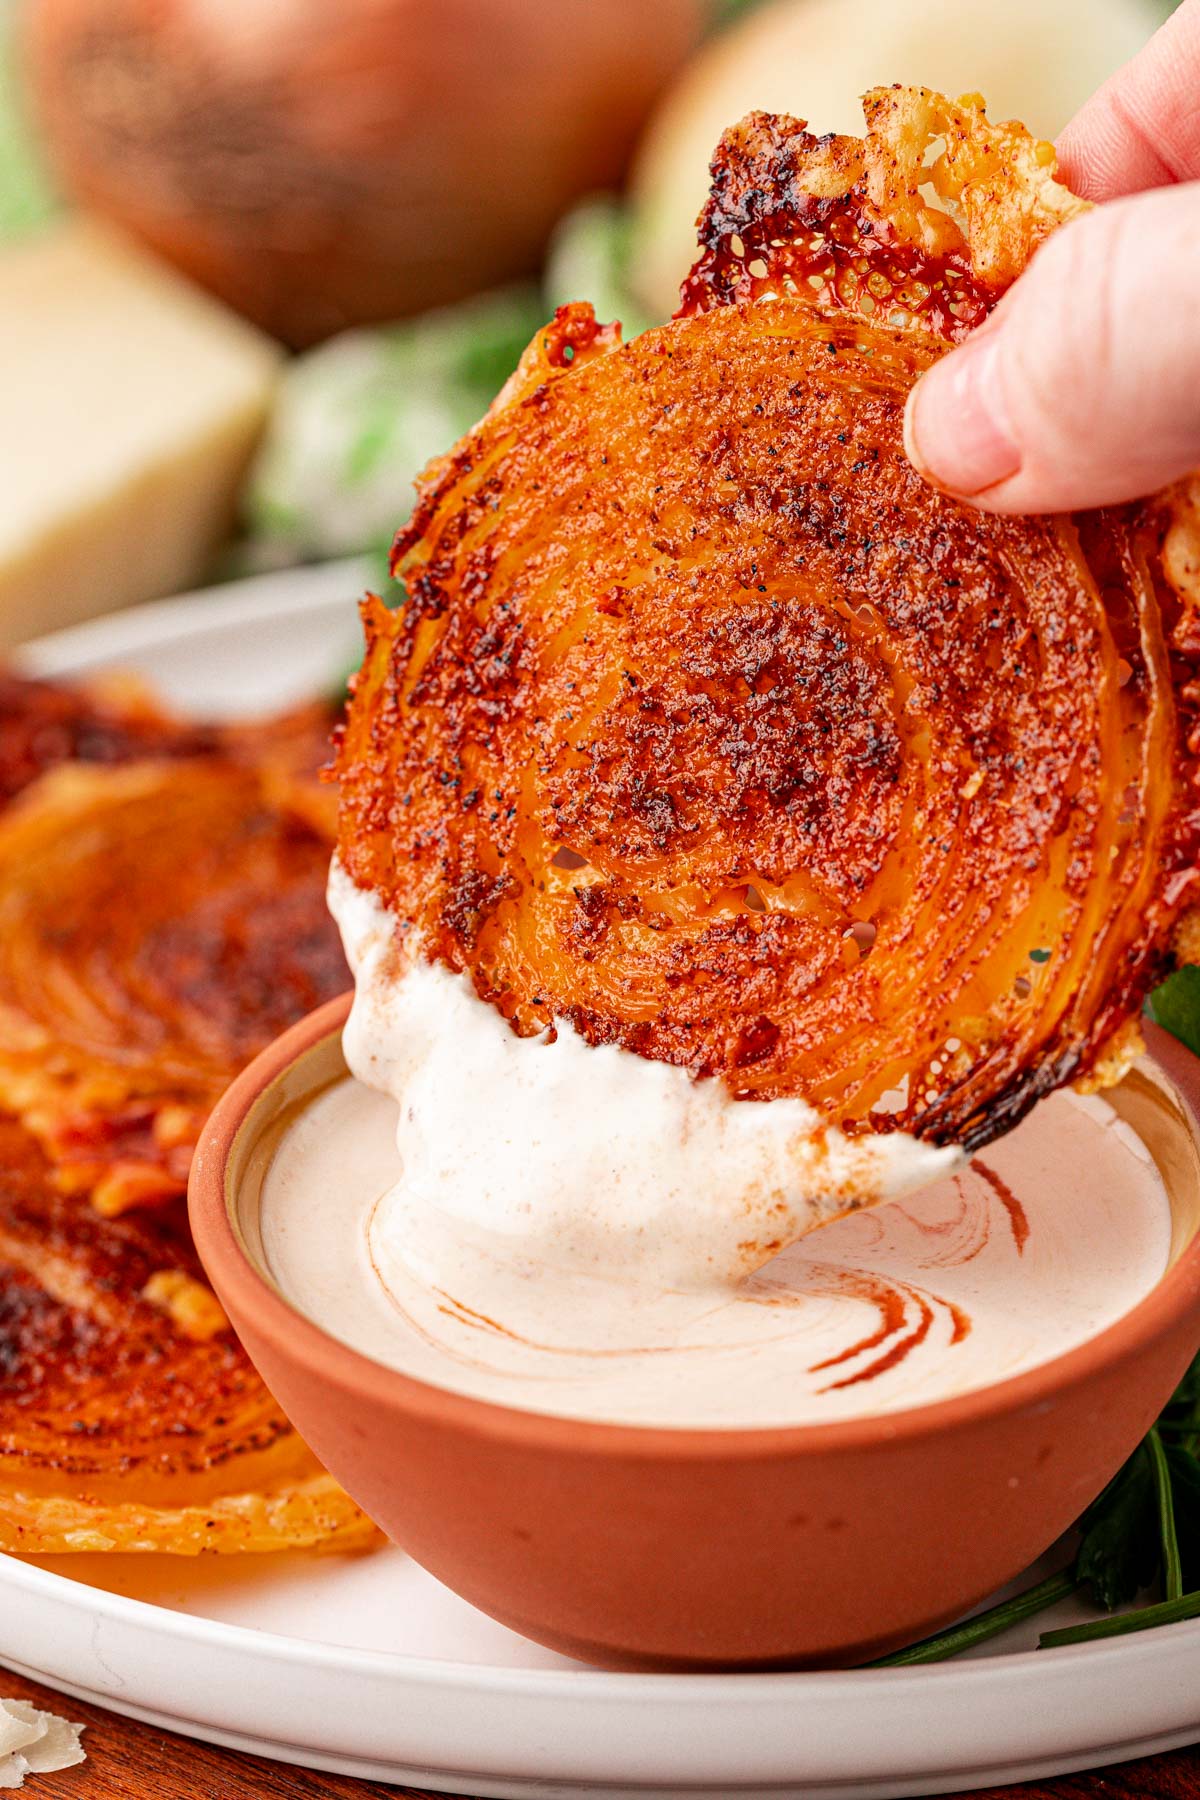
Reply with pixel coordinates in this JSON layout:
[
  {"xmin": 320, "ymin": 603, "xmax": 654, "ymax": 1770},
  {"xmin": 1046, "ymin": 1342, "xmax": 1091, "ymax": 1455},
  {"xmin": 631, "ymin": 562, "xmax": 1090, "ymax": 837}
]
[{"xmin": 1057, "ymin": 0, "xmax": 1200, "ymax": 200}]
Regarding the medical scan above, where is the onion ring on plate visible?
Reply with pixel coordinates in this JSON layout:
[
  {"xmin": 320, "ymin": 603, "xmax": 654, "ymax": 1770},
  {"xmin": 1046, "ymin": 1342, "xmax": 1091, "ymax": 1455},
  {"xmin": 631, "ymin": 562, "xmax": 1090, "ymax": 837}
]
[
  {"xmin": 0, "ymin": 669, "xmax": 216, "ymax": 805},
  {"xmin": 0, "ymin": 681, "xmax": 370, "ymax": 1555},
  {"xmin": 0, "ymin": 757, "xmax": 347, "ymax": 1211},
  {"xmin": 0, "ymin": 1115, "xmax": 375, "ymax": 1554}
]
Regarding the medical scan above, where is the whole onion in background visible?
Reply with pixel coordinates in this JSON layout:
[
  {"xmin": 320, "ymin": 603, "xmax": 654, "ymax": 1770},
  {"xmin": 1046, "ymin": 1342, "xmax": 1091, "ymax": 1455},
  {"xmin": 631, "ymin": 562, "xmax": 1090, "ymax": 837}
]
[
  {"xmin": 629, "ymin": 0, "xmax": 1162, "ymax": 321},
  {"xmin": 24, "ymin": 0, "xmax": 704, "ymax": 347}
]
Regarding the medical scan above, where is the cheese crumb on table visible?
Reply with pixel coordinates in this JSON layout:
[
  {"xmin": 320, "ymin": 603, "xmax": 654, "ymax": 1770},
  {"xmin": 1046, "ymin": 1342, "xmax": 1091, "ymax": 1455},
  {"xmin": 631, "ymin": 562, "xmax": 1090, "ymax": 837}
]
[{"xmin": 0, "ymin": 1699, "xmax": 85, "ymax": 1787}]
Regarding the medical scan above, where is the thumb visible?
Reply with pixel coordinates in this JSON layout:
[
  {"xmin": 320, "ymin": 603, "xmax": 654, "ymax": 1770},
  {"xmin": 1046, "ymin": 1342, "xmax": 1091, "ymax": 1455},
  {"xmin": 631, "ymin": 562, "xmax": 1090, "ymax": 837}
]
[{"xmin": 903, "ymin": 183, "xmax": 1200, "ymax": 513}]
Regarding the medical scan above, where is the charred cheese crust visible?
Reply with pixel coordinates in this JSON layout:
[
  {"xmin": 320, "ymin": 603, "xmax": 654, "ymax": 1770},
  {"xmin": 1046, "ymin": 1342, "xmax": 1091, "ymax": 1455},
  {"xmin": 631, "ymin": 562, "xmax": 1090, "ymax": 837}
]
[{"xmin": 0, "ymin": 1115, "xmax": 376, "ymax": 1555}]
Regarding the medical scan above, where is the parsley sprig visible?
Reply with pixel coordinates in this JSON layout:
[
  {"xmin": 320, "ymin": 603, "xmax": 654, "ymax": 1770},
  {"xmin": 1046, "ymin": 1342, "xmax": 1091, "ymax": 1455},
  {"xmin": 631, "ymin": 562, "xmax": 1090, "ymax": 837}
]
[{"xmin": 874, "ymin": 1351, "xmax": 1200, "ymax": 1665}]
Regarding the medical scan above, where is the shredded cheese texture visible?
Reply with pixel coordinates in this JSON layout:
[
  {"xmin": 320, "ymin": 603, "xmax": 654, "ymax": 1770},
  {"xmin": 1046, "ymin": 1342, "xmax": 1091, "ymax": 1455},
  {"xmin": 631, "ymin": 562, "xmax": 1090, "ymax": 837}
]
[
  {"xmin": 0, "ymin": 1700, "xmax": 85, "ymax": 1788},
  {"xmin": 141, "ymin": 1269, "xmax": 230, "ymax": 1341}
]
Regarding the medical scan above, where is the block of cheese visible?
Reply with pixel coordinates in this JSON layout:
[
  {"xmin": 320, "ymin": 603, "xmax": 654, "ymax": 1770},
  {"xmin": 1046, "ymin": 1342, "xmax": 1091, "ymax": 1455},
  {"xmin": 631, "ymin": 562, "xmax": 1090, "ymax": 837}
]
[{"xmin": 0, "ymin": 222, "xmax": 282, "ymax": 648}]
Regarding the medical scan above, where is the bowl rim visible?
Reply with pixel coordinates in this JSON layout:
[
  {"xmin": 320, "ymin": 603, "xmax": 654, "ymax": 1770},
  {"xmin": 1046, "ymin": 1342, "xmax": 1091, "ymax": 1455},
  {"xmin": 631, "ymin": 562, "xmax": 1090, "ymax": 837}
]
[{"xmin": 189, "ymin": 994, "xmax": 1200, "ymax": 1461}]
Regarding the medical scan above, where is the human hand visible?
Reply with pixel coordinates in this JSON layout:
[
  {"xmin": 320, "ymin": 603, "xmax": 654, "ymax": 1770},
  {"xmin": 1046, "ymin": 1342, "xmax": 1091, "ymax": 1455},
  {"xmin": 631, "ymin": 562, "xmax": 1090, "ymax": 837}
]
[{"xmin": 903, "ymin": 0, "xmax": 1200, "ymax": 513}]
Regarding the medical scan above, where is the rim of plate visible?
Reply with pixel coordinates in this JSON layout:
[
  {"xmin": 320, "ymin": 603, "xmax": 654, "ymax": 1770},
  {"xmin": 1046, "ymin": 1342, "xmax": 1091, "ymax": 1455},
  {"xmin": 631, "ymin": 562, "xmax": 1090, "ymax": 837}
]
[
  {"xmin": 14, "ymin": 555, "xmax": 369, "ymax": 676},
  {"xmin": 5, "ymin": 1548, "xmax": 1200, "ymax": 1694}
]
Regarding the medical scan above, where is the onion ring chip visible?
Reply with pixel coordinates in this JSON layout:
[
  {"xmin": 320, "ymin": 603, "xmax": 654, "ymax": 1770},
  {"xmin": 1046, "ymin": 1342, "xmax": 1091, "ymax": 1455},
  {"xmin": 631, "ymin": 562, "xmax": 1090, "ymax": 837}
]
[
  {"xmin": 336, "ymin": 88, "xmax": 1199, "ymax": 1152},
  {"xmin": 0, "ymin": 757, "xmax": 347, "ymax": 1210},
  {"xmin": 0, "ymin": 1115, "xmax": 375, "ymax": 1555}
]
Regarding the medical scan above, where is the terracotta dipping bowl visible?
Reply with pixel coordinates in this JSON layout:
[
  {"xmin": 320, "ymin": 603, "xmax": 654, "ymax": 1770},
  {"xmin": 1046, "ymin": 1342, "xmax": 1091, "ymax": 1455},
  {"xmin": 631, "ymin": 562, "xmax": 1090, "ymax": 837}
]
[{"xmin": 189, "ymin": 996, "xmax": 1200, "ymax": 1670}]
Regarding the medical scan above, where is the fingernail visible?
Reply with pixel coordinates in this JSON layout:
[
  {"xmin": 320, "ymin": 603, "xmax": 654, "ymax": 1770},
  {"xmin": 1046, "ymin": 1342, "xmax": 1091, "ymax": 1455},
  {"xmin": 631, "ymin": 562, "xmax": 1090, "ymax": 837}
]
[{"xmin": 903, "ymin": 331, "xmax": 1022, "ymax": 496}]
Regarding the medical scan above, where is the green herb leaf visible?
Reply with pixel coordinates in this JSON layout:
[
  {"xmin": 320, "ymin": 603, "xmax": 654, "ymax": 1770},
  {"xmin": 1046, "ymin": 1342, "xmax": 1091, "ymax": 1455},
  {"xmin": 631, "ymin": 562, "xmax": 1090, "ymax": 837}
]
[
  {"xmin": 0, "ymin": 23, "xmax": 59, "ymax": 241},
  {"xmin": 1147, "ymin": 1428, "xmax": 1184, "ymax": 1602},
  {"xmin": 1146, "ymin": 966, "xmax": 1200, "ymax": 1058},
  {"xmin": 871, "ymin": 1569, "xmax": 1079, "ymax": 1667},
  {"xmin": 1164, "ymin": 1442, "xmax": 1200, "ymax": 1594},
  {"xmin": 544, "ymin": 198, "xmax": 657, "ymax": 340},
  {"xmin": 1163, "ymin": 1349, "xmax": 1200, "ymax": 1420},
  {"xmin": 1073, "ymin": 1445, "xmax": 1159, "ymax": 1610},
  {"xmin": 246, "ymin": 285, "xmax": 544, "ymax": 563},
  {"xmin": 1037, "ymin": 1429, "xmax": 1200, "ymax": 1651},
  {"xmin": 1040, "ymin": 1588, "xmax": 1200, "ymax": 1649}
]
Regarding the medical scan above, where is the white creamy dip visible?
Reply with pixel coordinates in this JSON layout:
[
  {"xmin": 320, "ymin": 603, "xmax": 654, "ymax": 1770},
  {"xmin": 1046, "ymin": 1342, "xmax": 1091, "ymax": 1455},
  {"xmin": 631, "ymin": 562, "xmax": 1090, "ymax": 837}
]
[
  {"xmin": 255, "ymin": 866, "xmax": 1174, "ymax": 1430},
  {"xmin": 261, "ymin": 1072, "xmax": 1171, "ymax": 1428},
  {"xmin": 329, "ymin": 861, "xmax": 963, "ymax": 1296}
]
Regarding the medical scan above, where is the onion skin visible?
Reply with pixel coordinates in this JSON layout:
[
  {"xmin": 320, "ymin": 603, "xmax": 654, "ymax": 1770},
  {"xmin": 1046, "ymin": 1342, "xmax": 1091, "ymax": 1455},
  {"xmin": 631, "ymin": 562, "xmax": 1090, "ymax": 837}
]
[{"xmin": 24, "ymin": 0, "xmax": 703, "ymax": 347}]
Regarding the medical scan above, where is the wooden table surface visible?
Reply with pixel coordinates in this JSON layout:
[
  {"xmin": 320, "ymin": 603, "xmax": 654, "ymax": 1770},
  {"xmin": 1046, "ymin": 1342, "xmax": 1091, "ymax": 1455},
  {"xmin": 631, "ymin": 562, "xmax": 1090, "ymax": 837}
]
[{"xmin": 1, "ymin": 1666, "xmax": 1197, "ymax": 1799}]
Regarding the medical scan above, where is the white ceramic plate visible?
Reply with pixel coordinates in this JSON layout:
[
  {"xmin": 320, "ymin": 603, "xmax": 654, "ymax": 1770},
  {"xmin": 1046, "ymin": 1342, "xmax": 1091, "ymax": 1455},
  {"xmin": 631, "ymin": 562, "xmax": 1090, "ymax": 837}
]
[{"xmin": 3, "ymin": 565, "xmax": 1200, "ymax": 1800}]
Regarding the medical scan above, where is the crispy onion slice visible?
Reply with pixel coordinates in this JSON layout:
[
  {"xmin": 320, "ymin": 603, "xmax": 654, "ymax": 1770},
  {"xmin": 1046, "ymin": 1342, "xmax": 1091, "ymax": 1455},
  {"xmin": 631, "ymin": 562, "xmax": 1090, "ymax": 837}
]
[
  {"xmin": 0, "ymin": 669, "xmax": 338, "ymax": 810},
  {"xmin": 336, "ymin": 91, "xmax": 1200, "ymax": 1150},
  {"xmin": 0, "ymin": 757, "xmax": 347, "ymax": 1210},
  {"xmin": 0, "ymin": 1116, "xmax": 375, "ymax": 1555},
  {"xmin": 0, "ymin": 669, "xmax": 217, "ymax": 805}
]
